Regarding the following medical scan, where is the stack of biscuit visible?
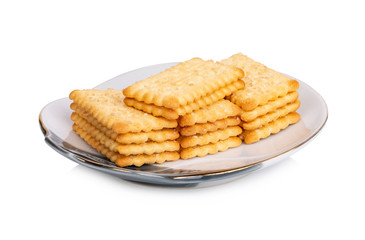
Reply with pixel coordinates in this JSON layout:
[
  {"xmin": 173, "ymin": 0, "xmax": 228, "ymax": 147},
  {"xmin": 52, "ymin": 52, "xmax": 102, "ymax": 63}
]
[
  {"xmin": 123, "ymin": 57, "xmax": 245, "ymax": 120},
  {"xmin": 122, "ymin": 58, "xmax": 246, "ymax": 159},
  {"xmin": 221, "ymin": 53, "xmax": 301, "ymax": 144},
  {"xmin": 69, "ymin": 89, "xmax": 180, "ymax": 167},
  {"xmin": 69, "ymin": 54, "xmax": 302, "ymax": 167},
  {"xmin": 178, "ymin": 99, "xmax": 242, "ymax": 159}
]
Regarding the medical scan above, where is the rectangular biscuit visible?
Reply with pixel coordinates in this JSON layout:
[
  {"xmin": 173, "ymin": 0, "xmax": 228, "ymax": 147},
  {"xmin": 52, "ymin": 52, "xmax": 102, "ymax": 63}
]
[
  {"xmin": 222, "ymin": 53, "xmax": 299, "ymax": 111},
  {"xmin": 180, "ymin": 136, "xmax": 242, "ymax": 160},
  {"xmin": 240, "ymin": 112, "xmax": 301, "ymax": 144},
  {"xmin": 124, "ymin": 80, "xmax": 245, "ymax": 119},
  {"xmin": 180, "ymin": 116, "xmax": 241, "ymax": 136},
  {"xmin": 123, "ymin": 58, "xmax": 245, "ymax": 109},
  {"xmin": 113, "ymin": 140, "xmax": 180, "ymax": 156},
  {"xmin": 73, "ymin": 120, "xmax": 180, "ymax": 155},
  {"xmin": 241, "ymin": 91, "xmax": 299, "ymax": 122},
  {"xmin": 180, "ymin": 126, "xmax": 242, "ymax": 148},
  {"xmin": 72, "ymin": 124, "xmax": 180, "ymax": 167},
  {"xmin": 69, "ymin": 89, "xmax": 177, "ymax": 133},
  {"xmin": 178, "ymin": 99, "xmax": 242, "ymax": 127},
  {"xmin": 71, "ymin": 112, "xmax": 179, "ymax": 144},
  {"xmin": 115, "ymin": 129, "xmax": 179, "ymax": 145},
  {"xmin": 242, "ymin": 100, "xmax": 300, "ymax": 130}
]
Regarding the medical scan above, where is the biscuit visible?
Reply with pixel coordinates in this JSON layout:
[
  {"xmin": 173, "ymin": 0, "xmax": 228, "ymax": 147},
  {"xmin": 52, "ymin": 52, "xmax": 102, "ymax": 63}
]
[
  {"xmin": 240, "ymin": 112, "xmax": 301, "ymax": 144},
  {"xmin": 73, "ymin": 120, "xmax": 179, "ymax": 155},
  {"xmin": 69, "ymin": 89, "xmax": 177, "ymax": 133},
  {"xmin": 178, "ymin": 99, "xmax": 242, "ymax": 127},
  {"xmin": 71, "ymin": 112, "xmax": 179, "ymax": 144},
  {"xmin": 72, "ymin": 124, "xmax": 180, "ymax": 167},
  {"xmin": 124, "ymin": 98, "xmax": 179, "ymax": 120},
  {"xmin": 180, "ymin": 117, "xmax": 241, "ymax": 136},
  {"xmin": 241, "ymin": 91, "xmax": 299, "ymax": 122},
  {"xmin": 222, "ymin": 53, "xmax": 299, "ymax": 111},
  {"xmin": 124, "ymin": 80, "xmax": 244, "ymax": 119},
  {"xmin": 114, "ymin": 140, "xmax": 180, "ymax": 156},
  {"xmin": 123, "ymin": 58, "xmax": 245, "ymax": 109},
  {"xmin": 115, "ymin": 151, "xmax": 180, "ymax": 168},
  {"xmin": 180, "ymin": 126, "xmax": 242, "ymax": 148},
  {"xmin": 242, "ymin": 100, "xmax": 300, "ymax": 130},
  {"xmin": 180, "ymin": 137, "xmax": 242, "ymax": 159},
  {"xmin": 115, "ymin": 130, "xmax": 179, "ymax": 145}
]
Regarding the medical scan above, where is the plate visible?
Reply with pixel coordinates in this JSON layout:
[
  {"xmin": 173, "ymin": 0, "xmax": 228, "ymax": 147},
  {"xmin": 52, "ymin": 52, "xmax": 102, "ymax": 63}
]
[{"xmin": 39, "ymin": 62, "xmax": 328, "ymax": 186}]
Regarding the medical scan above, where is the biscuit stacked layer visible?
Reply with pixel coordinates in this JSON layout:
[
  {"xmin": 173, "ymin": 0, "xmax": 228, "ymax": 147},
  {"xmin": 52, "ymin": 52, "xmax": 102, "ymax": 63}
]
[
  {"xmin": 222, "ymin": 53, "xmax": 301, "ymax": 144},
  {"xmin": 69, "ymin": 89, "xmax": 180, "ymax": 167},
  {"xmin": 178, "ymin": 100, "xmax": 243, "ymax": 159},
  {"xmin": 123, "ymin": 58, "xmax": 245, "ymax": 120}
]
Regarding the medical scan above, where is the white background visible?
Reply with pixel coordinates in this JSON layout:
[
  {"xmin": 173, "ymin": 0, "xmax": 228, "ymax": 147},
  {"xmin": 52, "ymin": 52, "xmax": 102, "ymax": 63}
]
[{"xmin": 1, "ymin": 0, "xmax": 364, "ymax": 239}]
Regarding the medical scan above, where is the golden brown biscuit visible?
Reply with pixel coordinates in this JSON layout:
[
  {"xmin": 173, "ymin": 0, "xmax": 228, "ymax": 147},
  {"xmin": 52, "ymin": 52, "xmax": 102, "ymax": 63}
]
[
  {"xmin": 73, "ymin": 120, "xmax": 179, "ymax": 155},
  {"xmin": 240, "ymin": 112, "xmax": 301, "ymax": 144},
  {"xmin": 242, "ymin": 100, "xmax": 300, "ymax": 130},
  {"xmin": 72, "ymin": 124, "xmax": 180, "ymax": 167},
  {"xmin": 178, "ymin": 99, "xmax": 242, "ymax": 127},
  {"xmin": 71, "ymin": 111, "xmax": 179, "ymax": 144},
  {"xmin": 180, "ymin": 117, "xmax": 241, "ymax": 136},
  {"xmin": 241, "ymin": 91, "xmax": 299, "ymax": 122},
  {"xmin": 180, "ymin": 126, "xmax": 242, "ymax": 148},
  {"xmin": 124, "ymin": 80, "xmax": 245, "ymax": 119},
  {"xmin": 222, "ymin": 53, "xmax": 299, "ymax": 111},
  {"xmin": 180, "ymin": 137, "xmax": 242, "ymax": 159},
  {"xmin": 69, "ymin": 89, "xmax": 177, "ymax": 133},
  {"xmin": 123, "ymin": 58, "xmax": 244, "ymax": 109}
]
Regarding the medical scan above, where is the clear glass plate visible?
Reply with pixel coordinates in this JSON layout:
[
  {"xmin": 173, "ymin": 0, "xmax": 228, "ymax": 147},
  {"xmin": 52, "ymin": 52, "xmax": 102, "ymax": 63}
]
[{"xmin": 39, "ymin": 62, "xmax": 328, "ymax": 186}]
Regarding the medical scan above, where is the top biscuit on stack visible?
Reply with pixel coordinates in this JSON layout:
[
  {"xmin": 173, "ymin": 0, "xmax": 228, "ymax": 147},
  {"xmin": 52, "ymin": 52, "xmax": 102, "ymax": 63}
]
[
  {"xmin": 222, "ymin": 53, "xmax": 301, "ymax": 144},
  {"xmin": 123, "ymin": 58, "xmax": 245, "ymax": 119}
]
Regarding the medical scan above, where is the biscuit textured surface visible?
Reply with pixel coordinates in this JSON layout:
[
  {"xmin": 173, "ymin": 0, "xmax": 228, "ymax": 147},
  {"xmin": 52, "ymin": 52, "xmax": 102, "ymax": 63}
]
[
  {"xmin": 242, "ymin": 100, "xmax": 300, "ymax": 130},
  {"xmin": 222, "ymin": 53, "xmax": 299, "ymax": 111},
  {"xmin": 180, "ymin": 126, "xmax": 242, "ymax": 148},
  {"xmin": 241, "ymin": 91, "xmax": 299, "ymax": 122},
  {"xmin": 241, "ymin": 112, "xmax": 301, "ymax": 144},
  {"xmin": 71, "ymin": 112, "xmax": 179, "ymax": 144},
  {"xmin": 72, "ymin": 124, "xmax": 180, "ymax": 167},
  {"xmin": 124, "ymin": 80, "xmax": 244, "ymax": 119},
  {"xmin": 123, "ymin": 58, "xmax": 245, "ymax": 109},
  {"xmin": 180, "ymin": 117, "xmax": 241, "ymax": 136},
  {"xmin": 180, "ymin": 137, "xmax": 242, "ymax": 159},
  {"xmin": 73, "ymin": 119, "xmax": 179, "ymax": 155},
  {"xmin": 69, "ymin": 89, "xmax": 177, "ymax": 133},
  {"xmin": 124, "ymin": 98, "xmax": 179, "ymax": 120},
  {"xmin": 178, "ymin": 99, "xmax": 242, "ymax": 126}
]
